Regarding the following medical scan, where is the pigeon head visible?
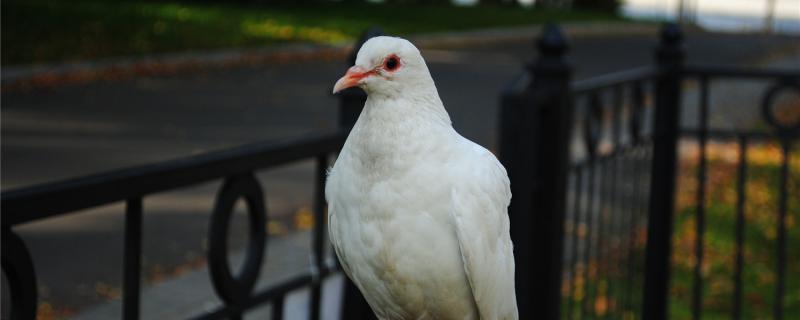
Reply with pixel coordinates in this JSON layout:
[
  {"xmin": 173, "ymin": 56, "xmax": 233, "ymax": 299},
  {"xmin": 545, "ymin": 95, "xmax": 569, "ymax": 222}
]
[{"xmin": 333, "ymin": 36, "xmax": 433, "ymax": 97}]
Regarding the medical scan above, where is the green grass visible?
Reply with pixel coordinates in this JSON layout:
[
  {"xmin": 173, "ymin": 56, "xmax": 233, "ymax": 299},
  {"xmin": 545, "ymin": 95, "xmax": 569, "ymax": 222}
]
[
  {"xmin": 1, "ymin": 0, "xmax": 624, "ymax": 66},
  {"xmin": 559, "ymin": 143, "xmax": 799, "ymax": 320},
  {"xmin": 669, "ymin": 142, "xmax": 800, "ymax": 319}
]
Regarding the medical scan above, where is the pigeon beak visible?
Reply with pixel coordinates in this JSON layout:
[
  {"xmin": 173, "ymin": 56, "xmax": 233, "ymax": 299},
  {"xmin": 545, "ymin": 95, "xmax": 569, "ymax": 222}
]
[{"xmin": 333, "ymin": 66, "xmax": 372, "ymax": 94}]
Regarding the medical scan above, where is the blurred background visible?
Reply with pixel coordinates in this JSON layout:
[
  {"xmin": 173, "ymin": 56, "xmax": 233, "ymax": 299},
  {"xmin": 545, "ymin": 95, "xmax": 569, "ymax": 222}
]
[{"xmin": 1, "ymin": 0, "xmax": 798, "ymax": 319}]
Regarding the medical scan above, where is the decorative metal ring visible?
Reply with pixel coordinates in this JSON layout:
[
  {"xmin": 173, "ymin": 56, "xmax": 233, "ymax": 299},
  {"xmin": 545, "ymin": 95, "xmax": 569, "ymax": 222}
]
[
  {"xmin": 629, "ymin": 82, "xmax": 646, "ymax": 142},
  {"xmin": 761, "ymin": 80, "xmax": 800, "ymax": 136},
  {"xmin": 207, "ymin": 173, "xmax": 267, "ymax": 306},
  {"xmin": 582, "ymin": 93, "xmax": 603, "ymax": 159},
  {"xmin": 2, "ymin": 230, "xmax": 38, "ymax": 320}
]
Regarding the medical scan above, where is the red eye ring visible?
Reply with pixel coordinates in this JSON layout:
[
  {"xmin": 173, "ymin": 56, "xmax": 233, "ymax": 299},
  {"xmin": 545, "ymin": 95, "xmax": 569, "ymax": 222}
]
[{"xmin": 384, "ymin": 55, "xmax": 400, "ymax": 71}]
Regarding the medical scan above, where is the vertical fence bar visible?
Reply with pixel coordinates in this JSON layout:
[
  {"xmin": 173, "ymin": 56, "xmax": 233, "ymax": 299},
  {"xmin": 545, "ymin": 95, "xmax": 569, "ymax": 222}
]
[
  {"xmin": 621, "ymin": 148, "xmax": 637, "ymax": 317},
  {"xmin": 581, "ymin": 165, "xmax": 597, "ymax": 319},
  {"xmin": 582, "ymin": 93, "xmax": 602, "ymax": 317},
  {"xmin": 624, "ymin": 148, "xmax": 642, "ymax": 317},
  {"xmin": 598, "ymin": 165, "xmax": 606, "ymax": 320},
  {"xmin": 607, "ymin": 86, "xmax": 623, "ymax": 318},
  {"xmin": 641, "ymin": 145, "xmax": 657, "ymax": 314},
  {"xmin": 619, "ymin": 151, "xmax": 631, "ymax": 316},
  {"xmin": 567, "ymin": 167, "xmax": 585, "ymax": 320},
  {"xmin": 623, "ymin": 81, "xmax": 645, "ymax": 317},
  {"xmin": 732, "ymin": 135, "xmax": 748, "ymax": 320},
  {"xmin": 272, "ymin": 295, "xmax": 285, "ymax": 320},
  {"xmin": 597, "ymin": 157, "xmax": 610, "ymax": 319},
  {"xmin": 1, "ymin": 229, "xmax": 38, "ymax": 320},
  {"xmin": 123, "ymin": 198, "xmax": 143, "ymax": 320},
  {"xmin": 773, "ymin": 141, "xmax": 790, "ymax": 320},
  {"xmin": 337, "ymin": 27, "xmax": 383, "ymax": 320},
  {"xmin": 310, "ymin": 155, "xmax": 328, "ymax": 320},
  {"xmin": 643, "ymin": 23, "xmax": 685, "ymax": 320},
  {"xmin": 692, "ymin": 76, "xmax": 709, "ymax": 320},
  {"xmin": 500, "ymin": 24, "xmax": 573, "ymax": 320}
]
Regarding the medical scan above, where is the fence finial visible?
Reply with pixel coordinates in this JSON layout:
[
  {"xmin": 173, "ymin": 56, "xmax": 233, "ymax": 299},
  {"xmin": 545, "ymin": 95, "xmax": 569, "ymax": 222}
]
[
  {"xmin": 529, "ymin": 23, "xmax": 569, "ymax": 76},
  {"xmin": 656, "ymin": 23, "xmax": 685, "ymax": 66},
  {"xmin": 538, "ymin": 23, "xmax": 568, "ymax": 57},
  {"xmin": 527, "ymin": 23, "xmax": 570, "ymax": 89}
]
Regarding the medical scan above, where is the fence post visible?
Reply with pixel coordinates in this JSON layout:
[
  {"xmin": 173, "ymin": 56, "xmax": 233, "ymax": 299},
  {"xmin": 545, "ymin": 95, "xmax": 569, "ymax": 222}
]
[
  {"xmin": 337, "ymin": 27, "xmax": 383, "ymax": 320},
  {"xmin": 499, "ymin": 24, "xmax": 573, "ymax": 320},
  {"xmin": 642, "ymin": 23, "xmax": 685, "ymax": 320}
]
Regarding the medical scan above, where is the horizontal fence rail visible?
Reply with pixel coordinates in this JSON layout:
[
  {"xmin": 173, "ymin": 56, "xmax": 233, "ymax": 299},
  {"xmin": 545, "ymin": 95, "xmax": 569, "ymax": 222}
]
[
  {"xmin": 570, "ymin": 66, "xmax": 658, "ymax": 94},
  {"xmin": 682, "ymin": 65, "xmax": 800, "ymax": 80},
  {"xmin": 2, "ymin": 132, "xmax": 346, "ymax": 225}
]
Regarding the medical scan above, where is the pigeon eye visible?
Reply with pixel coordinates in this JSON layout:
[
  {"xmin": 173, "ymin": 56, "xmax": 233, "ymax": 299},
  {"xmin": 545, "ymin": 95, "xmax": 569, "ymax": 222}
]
[{"xmin": 384, "ymin": 56, "xmax": 399, "ymax": 71}]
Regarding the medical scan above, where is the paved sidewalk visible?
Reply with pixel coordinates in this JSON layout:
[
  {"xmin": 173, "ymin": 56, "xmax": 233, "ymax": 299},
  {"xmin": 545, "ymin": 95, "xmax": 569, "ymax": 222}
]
[{"xmin": 71, "ymin": 231, "xmax": 345, "ymax": 320}]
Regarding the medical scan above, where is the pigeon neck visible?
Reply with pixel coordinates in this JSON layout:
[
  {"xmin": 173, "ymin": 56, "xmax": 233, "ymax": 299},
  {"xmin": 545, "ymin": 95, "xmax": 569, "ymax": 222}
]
[
  {"xmin": 362, "ymin": 88, "xmax": 451, "ymax": 130},
  {"xmin": 344, "ymin": 89, "xmax": 454, "ymax": 170}
]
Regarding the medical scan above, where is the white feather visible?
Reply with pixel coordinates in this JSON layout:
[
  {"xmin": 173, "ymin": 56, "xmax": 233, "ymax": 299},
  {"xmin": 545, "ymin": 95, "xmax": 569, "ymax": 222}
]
[{"xmin": 326, "ymin": 36, "xmax": 517, "ymax": 320}]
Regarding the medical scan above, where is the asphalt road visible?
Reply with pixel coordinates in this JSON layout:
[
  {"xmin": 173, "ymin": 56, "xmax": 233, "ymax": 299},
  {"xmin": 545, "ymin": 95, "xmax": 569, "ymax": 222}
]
[{"xmin": 2, "ymin": 31, "xmax": 799, "ymax": 316}]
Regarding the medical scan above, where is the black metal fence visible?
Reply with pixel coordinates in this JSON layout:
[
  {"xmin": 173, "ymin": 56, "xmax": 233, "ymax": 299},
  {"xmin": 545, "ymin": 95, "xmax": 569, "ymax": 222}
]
[
  {"xmin": 2, "ymin": 131, "xmax": 347, "ymax": 320},
  {"xmin": 676, "ymin": 65, "xmax": 799, "ymax": 320},
  {"xmin": 501, "ymin": 23, "xmax": 798, "ymax": 320},
  {"xmin": 0, "ymin": 30, "xmax": 380, "ymax": 320},
  {"xmin": 2, "ymin": 23, "xmax": 798, "ymax": 320}
]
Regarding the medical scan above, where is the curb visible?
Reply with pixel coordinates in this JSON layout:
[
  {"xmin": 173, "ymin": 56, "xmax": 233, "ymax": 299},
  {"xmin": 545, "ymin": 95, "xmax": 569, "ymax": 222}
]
[
  {"xmin": 412, "ymin": 21, "xmax": 659, "ymax": 48},
  {"xmin": 1, "ymin": 22, "xmax": 658, "ymax": 91},
  {"xmin": 1, "ymin": 44, "xmax": 350, "ymax": 92}
]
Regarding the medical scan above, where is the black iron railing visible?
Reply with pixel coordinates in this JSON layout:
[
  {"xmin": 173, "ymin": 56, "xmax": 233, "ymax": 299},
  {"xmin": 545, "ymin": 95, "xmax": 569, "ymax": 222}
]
[
  {"xmin": 2, "ymin": 132, "xmax": 346, "ymax": 320},
  {"xmin": 562, "ymin": 68, "xmax": 658, "ymax": 320},
  {"xmin": 500, "ymin": 23, "xmax": 798, "ymax": 320},
  {"xmin": 499, "ymin": 24, "xmax": 664, "ymax": 320},
  {"xmin": 677, "ymin": 66, "xmax": 798, "ymax": 320}
]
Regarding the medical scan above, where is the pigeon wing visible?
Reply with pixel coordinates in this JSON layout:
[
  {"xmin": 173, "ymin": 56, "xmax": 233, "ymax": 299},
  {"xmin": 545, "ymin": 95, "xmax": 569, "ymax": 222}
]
[{"xmin": 449, "ymin": 143, "xmax": 518, "ymax": 320}]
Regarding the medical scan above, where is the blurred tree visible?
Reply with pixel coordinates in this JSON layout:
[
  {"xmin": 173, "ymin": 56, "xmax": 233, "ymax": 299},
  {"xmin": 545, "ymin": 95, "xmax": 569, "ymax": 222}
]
[
  {"xmin": 384, "ymin": 0, "xmax": 454, "ymax": 4},
  {"xmin": 481, "ymin": 0, "xmax": 518, "ymax": 6},
  {"xmin": 572, "ymin": 0, "xmax": 619, "ymax": 13},
  {"xmin": 193, "ymin": 0, "xmax": 306, "ymax": 3},
  {"xmin": 535, "ymin": 0, "xmax": 569, "ymax": 8}
]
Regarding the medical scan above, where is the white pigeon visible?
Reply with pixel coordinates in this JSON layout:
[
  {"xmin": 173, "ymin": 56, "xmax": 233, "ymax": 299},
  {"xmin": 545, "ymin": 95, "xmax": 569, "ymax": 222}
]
[{"xmin": 326, "ymin": 36, "xmax": 518, "ymax": 320}]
